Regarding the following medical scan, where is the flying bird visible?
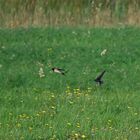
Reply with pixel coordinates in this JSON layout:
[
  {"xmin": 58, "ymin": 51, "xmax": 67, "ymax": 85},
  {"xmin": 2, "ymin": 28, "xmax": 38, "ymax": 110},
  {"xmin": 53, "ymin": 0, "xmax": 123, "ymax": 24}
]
[
  {"xmin": 52, "ymin": 67, "xmax": 66, "ymax": 75},
  {"xmin": 94, "ymin": 70, "xmax": 106, "ymax": 85}
]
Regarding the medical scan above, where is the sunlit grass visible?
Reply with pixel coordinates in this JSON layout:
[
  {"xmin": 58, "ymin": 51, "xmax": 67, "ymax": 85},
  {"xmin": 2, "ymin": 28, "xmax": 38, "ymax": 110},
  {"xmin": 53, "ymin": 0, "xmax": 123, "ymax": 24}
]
[{"xmin": 0, "ymin": 27, "xmax": 140, "ymax": 139}]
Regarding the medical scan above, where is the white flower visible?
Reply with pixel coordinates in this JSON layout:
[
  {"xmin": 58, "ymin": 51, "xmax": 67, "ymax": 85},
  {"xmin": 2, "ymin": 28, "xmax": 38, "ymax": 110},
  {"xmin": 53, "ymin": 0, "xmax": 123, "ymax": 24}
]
[
  {"xmin": 39, "ymin": 67, "xmax": 45, "ymax": 78},
  {"xmin": 101, "ymin": 49, "xmax": 107, "ymax": 56}
]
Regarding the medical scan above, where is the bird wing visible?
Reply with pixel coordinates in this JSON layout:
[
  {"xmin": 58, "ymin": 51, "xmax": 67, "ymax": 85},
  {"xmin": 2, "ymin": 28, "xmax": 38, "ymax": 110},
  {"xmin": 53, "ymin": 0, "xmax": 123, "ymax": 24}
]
[
  {"xmin": 57, "ymin": 68, "xmax": 65, "ymax": 71},
  {"xmin": 95, "ymin": 70, "xmax": 106, "ymax": 80}
]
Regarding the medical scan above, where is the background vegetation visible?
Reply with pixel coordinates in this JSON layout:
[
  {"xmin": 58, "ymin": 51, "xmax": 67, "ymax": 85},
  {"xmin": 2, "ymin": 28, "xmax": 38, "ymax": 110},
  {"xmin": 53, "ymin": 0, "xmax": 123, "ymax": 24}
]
[{"xmin": 0, "ymin": 0, "xmax": 140, "ymax": 27}]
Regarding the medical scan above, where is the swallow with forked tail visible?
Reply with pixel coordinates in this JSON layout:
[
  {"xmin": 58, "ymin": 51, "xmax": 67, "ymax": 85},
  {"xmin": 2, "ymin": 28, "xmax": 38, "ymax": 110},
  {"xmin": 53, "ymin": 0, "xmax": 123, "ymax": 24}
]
[
  {"xmin": 94, "ymin": 70, "xmax": 106, "ymax": 85},
  {"xmin": 52, "ymin": 67, "xmax": 66, "ymax": 75}
]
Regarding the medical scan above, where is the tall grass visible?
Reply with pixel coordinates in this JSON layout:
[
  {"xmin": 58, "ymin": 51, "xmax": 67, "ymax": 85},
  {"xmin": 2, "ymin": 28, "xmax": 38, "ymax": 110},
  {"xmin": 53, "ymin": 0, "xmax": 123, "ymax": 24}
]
[{"xmin": 0, "ymin": 0, "xmax": 140, "ymax": 27}]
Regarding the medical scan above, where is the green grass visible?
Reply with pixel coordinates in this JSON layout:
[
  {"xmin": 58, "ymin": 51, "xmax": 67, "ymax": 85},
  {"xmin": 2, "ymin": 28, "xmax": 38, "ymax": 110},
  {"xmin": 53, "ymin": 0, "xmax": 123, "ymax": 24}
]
[{"xmin": 0, "ymin": 27, "xmax": 140, "ymax": 139}]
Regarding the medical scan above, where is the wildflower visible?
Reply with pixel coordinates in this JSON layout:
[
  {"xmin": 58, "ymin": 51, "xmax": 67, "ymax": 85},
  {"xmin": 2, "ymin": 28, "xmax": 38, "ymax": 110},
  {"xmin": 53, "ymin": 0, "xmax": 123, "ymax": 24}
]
[
  {"xmin": 67, "ymin": 122, "xmax": 71, "ymax": 126},
  {"xmin": 108, "ymin": 120, "xmax": 112, "ymax": 122},
  {"xmin": 109, "ymin": 126, "xmax": 112, "ymax": 130},
  {"xmin": 69, "ymin": 101, "xmax": 73, "ymax": 104},
  {"xmin": 87, "ymin": 87, "xmax": 92, "ymax": 92},
  {"xmin": 51, "ymin": 94, "xmax": 55, "ymax": 98},
  {"xmin": 51, "ymin": 106, "xmax": 55, "ymax": 109},
  {"xmin": 29, "ymin": 127, "xmax": 33, "ymax": 132},
  {"xmin": 76, "ymin": 123, "xmax": 80, "ymax": 128},
  {"xmin": 17, "ymin": 123, "xmax": 21, "ymax": 128},
  {"xmin": 74, "ymin": 133, "xmax": 79, "ymax": 138},
  {"xmin": 101, "ymin": 49, "xmax": 107, "ymax": 56},
  {"xmin": 48, "ymin": 48, "xmax": 52, "ymax": 52},
  {"xmin": 39, "ymin": 67, "xmax": 45, "ymax": 78},
  {"xmin": 45, "ymin": 124, "xmax": 49, "ymax": 127},
  {"xmin": 36, "ymin": 113, "xmax": 40, "ymax": 117},
  {"xmin": 81, "ymin": 134, "xmax": 86, "ymax": 139},
  {"xmin": 42, "ymin": 110, "xmax": 46, "ymax": 114}
]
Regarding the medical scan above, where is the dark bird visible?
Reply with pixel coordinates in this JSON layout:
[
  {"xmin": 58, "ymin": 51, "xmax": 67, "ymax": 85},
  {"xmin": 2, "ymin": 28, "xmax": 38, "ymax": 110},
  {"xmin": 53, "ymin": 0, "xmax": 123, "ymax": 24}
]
[
  {"xmin": 94, "ymin": 70, "xmax": 106, "ymax": 85},
  {"xmin": 52, "ymin": 67, "xmax": 66, "ymax": 75}
]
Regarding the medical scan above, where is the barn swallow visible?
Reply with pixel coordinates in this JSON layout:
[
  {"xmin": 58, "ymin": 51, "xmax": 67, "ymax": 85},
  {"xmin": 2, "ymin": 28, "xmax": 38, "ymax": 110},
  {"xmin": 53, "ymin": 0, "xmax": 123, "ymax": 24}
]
[
  {"xmin": 94, "ymin": 70, "xmax": 106, "ymax": 85},
  {"xmin": 52, "ymin": 67, "xmax": 65, "ymax": 75}
]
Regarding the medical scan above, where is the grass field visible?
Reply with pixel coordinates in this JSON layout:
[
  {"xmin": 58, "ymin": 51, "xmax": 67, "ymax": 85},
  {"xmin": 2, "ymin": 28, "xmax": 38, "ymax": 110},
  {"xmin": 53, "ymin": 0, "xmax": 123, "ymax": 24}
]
[{"xmin": 0, "ymin": 27, "xmax": 140, "ymax": 139}]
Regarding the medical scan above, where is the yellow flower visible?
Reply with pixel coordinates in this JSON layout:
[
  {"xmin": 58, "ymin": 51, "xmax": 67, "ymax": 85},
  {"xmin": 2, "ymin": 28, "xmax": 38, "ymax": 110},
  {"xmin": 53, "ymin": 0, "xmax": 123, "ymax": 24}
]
[
  {"xmin": 45, "ymin": 124, "xmax": 49, "ymax": 127},
  {"xmin": 74, "ymin": 133, "xmax": 79, "ymax": 138},
  {"xmin": 36, "ymin": 113, "xmax": 40, "ymax": 117},
  {"xmin": 51, "ymin": 106, "xmax": 55, "ymax": 109},
  {"xmin": 81, "ymin": 134, "xmax": 86, "ymax": 139},
  {"xmin": 42, "ymin": 110, "xmax": 46, "ymax": 114},
  {"xmin": 76, "ymin": 123, "xmax": 80, "ymax": 128},
  {"xmin": 51, "ymin": 95, "xmax": 55, "ymax": 98},
  {"xmin": 108, "ymin": 120, "xmax": 112, "ymax": 123}
]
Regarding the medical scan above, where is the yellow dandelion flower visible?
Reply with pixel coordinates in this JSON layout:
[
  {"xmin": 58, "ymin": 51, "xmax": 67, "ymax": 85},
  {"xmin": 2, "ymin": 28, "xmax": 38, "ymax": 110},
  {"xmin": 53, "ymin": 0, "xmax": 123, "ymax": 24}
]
[
  {"xmin": 74, "ymin": 133, "xmax": 79, "ymax": 138},
  {"xmin": 76, "ymin": 88, "xmax": 80, "ymax": 91},
  {"xmin": 51, "ymin": 106, "xmax": 55, "ymax": 109},
  {"xmin": 108, "ymin": 120, "xmax": 112, "ymax": 123},
  {"xmin": 81, "ymin": 134, "xmax": 86, "ymax": 139},
  {"xmin": 42, "ymin": 110, "xmax": 46, "ymax": 114},
  {"xmin": 109, "ymin": 126, "xmax": 112, "ymax": 130},
  {"xmin": 76, "ymin": 123, "xmax": 80, "ymax": 128},
  {"xmin": 51, "ymin": 95, "xmax": 55, "ymax": 98}
]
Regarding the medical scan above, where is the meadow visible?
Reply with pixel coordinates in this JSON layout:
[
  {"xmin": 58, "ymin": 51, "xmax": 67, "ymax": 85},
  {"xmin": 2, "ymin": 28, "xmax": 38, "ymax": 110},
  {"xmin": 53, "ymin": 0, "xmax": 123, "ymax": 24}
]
[{"xmin": 0, "ymin": 27, "xmax": 140, "ymax": 139}]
